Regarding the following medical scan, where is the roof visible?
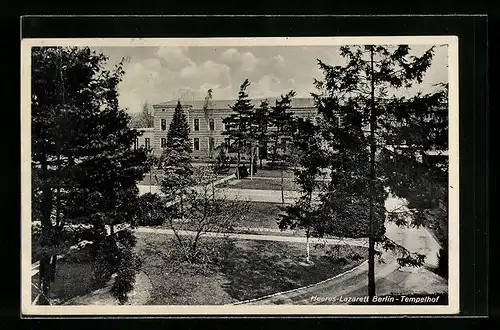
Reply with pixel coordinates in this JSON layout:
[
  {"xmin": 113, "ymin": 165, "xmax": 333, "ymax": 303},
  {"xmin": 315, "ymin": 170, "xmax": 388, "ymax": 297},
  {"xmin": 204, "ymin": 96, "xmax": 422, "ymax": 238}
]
[{"xmin": 153, "ymin": 97, "xmax": 315, "ymax": 109}]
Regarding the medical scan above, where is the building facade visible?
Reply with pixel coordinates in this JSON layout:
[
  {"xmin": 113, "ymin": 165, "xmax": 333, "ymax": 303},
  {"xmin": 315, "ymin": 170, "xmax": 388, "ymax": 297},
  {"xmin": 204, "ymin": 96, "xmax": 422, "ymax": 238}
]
[
  {"xmin": 132, "ymin": 97, "xmax": 447, "ymax": 165},
  {"xmin": 148, "ymin": 98, "xmax": 317, "ymax": 160}
]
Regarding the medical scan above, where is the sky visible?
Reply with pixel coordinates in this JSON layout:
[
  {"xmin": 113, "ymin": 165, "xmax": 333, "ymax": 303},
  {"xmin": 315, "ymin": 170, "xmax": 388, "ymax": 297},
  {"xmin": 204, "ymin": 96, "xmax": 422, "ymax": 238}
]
[{"xmin": 93, "ymin": 45, "xmax": 448, "ymax": 113}]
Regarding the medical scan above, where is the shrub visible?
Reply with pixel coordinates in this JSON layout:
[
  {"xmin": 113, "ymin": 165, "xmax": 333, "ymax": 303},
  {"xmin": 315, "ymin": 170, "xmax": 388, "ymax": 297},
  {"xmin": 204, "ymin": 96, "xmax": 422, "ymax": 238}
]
[
  {"xmin": 134, "ymin": 193, "xmax": 168, "ymax": 226},
  {"xmin": 236, "ymin": 165, "xmax": 249, "ymax": 178}
]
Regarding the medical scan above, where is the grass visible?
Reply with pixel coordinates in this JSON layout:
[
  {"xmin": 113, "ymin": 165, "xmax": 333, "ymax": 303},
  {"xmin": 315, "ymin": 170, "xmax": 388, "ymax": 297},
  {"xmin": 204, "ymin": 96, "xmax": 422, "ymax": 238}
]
[
  {"xmin": 31, "ymin": 260, "xmax": 103, "ymax": 304},
  {"xmin": 135, "ymin": 232, "xmax": 368, "ymax": 304},
  {"xmin": 159, "ymin": 201, "xmax": 287, "ymax": 231},
  {"xmin": 237, "ymin": 201, "xmax": 286, "ymax": 229},
  {"xmin": 249, "ymin": 168, "xmax": 296, "ymax": 178},
  {"xmin": 218, "ymin": 178, "xmax": 299, "ymax": 191}
]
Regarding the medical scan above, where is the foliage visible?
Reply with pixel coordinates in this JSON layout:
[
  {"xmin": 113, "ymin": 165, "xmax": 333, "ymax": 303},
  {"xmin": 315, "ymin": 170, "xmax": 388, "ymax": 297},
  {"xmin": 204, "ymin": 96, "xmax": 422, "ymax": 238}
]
[
  {"xmin": 160, "ymin": 100, "xmax": 194, "ymax": 202},
  {"xmin": 222, "ymin": 79, "xmax": 255, "ymax": 179},
  {"xmin": 213, "ymin": 147, "xmax": 230, "ymax": 175},
  {"xmin": 268, "ymin": 91, "xmax": 297, "ymax": 167},
  {"xmin": 129, "ymin": 102, "xmax": 154, "ymax": 128},
  {"xmin": 166, "ymin": 166, "xmax": 251, "ymax": 265},
  {"xmin": 31, "ymin": 46, "xmax": 148, "ymax": 304},
  {"xmin": 283, "ymin": 45, "xmax": 448, "ymax": 297},
  {"xmin": 134, "ymin": 193, "xmax": 169, "ymax": 227}
]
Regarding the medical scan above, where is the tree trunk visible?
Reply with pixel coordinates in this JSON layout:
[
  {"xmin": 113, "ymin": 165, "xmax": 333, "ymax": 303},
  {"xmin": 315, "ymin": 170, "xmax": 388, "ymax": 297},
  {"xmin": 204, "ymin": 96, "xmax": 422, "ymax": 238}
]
[
  {"xmin": 236, "ymin": 150, "xmax": 241, "ymax": 180},
  {"xmin": 38, "ymin": 255, "xmax": 52, "ymax": 305},
  {"xmin": 250, "ymin": 147, "xmax": 254, "ymax": 180},
  {"xmin": 259, "ymin": 145, "xmax": 263, "ymax": 169},
  {"xmin": 306, "ymin": 234, "xmax": 311, "ymax": 263},
  {"xmin": 280, "ymin": 167, "xmax": 285, "ymax": 205},
  {"xmin": 38, "ymin": 159, "xmax": 54, "ymax": 305},
  {"xmin": 367, "ymin": 46, "xmax": 377, "ymax": 302}
]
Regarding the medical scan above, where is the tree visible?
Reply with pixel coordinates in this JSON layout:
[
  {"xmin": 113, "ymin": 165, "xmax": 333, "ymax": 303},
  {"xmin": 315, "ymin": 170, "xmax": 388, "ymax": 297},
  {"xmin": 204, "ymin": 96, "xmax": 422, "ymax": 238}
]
[
  {"xmin": 253, "ymin": 99, "xmax": 271, "ymax": 169},
  {"xmin": 278, "ymin": 118, "xmax": 327, "ymax": 262},
  {"xmin": 31, "ymin": 46, "xmax": 148, "ymax": 305},
  {"xmin": 160, "ymin": 100, "xmax": 194, "ymax": 219},
  {"xmin": 213, "ymin": 146, "xmax": 230, "ymax": 175},
  {"xmin": 165, "ymin": 166, "xmax": 251, "ymax": 265},
  {"xmin": 222, "ymin": 79, "xmax": 254, "ymax": 179},
  {"xmin": 130, "ymin": 102, "xmax": 154, "ymax": 128},
  {"xmin": 268, "ymin": 91, "xmax": 296, "ymax": 168},
  {"xmin": 268, "ymin": 91, "xmax": 297, "ymax": 197},
  {"xmin": 203, "ymin": 89, "xmax": 215, "ymax": 159},
  {"xmin": 309, "ymin": 44, "xmax": 445, "ymax": 301}
]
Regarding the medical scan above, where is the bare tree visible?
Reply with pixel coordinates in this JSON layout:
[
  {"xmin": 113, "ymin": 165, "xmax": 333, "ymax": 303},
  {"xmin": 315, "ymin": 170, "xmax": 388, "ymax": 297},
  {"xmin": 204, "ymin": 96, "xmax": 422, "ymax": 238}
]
[{"xmin": 166, "ymin": 166, "xmax": 250, "ymax": 265}]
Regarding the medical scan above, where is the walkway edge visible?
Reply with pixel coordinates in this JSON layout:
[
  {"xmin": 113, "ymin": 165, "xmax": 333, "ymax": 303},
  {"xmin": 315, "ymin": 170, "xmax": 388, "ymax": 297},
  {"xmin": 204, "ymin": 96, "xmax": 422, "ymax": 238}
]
[{"xmin": 231, "ymin": 260, "xmax": 368, "ymax": 305}]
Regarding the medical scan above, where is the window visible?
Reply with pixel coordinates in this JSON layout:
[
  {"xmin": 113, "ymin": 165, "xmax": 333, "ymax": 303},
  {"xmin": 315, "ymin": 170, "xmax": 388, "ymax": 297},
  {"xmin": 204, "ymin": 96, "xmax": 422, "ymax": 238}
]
[
  {"xmin": 161, "ymin": 119, "xmax": 167, "ymax": 131},
  {"xmin": 133, "ymin": 138, "xmax": 138, "ymax": 150},
  {"xmin": 224, "ymin": 138, "xmax": 231, "ymax": 151},
  {"xmin": 145, "ymin": 138, "xmax": 151, "ymax": 150},
  {"xmin": 161, "ymin": 138, "xmax": 167, "ymax": 148},
  {"xmin": 224, "ymin": 122, "xmax": 229, "ymax": 131},
  {"xmin": 194, "ymin": 119, "xmax": 199, "ymax": 131},
  {"xmin": 194, "ymin": 138, "xmax": 200, "ymax": 151},
  {"xmin": 209, "ymin": 118, "xmax": 215, "ymax": 131}
]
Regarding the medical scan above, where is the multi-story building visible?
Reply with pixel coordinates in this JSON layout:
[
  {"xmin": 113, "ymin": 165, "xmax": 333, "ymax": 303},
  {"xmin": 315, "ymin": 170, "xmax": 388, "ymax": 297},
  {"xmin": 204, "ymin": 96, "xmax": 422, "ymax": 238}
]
[
  {"xmin": 132, "ymin": 97, "xmax": 447, "ymax": 167},
  {"xmin": 148, "ymin": 98, "xmax": 317, "ymax": 161}
]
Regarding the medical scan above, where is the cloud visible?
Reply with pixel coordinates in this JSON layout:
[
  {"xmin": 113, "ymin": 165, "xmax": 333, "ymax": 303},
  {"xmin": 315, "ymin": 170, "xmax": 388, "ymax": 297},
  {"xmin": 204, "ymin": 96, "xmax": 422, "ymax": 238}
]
[
  {"xmin": 155, "ymin": 46, "xmax": 192, "ymax": 70},
  {"xmin": 109, "ymin": 45, "xmax": 448, "ymax": 112},
  {"xmin": 220, "ymin": 48, "xmax": 259, "ymax": 72}
]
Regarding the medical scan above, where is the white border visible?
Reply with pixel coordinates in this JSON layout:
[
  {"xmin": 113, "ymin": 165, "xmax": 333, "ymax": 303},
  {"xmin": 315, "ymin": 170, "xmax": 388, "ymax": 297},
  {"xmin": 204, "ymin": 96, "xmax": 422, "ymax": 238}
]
[{"xmin": 21, "ymin": 36, "xmax": 459, "ymax": 316}]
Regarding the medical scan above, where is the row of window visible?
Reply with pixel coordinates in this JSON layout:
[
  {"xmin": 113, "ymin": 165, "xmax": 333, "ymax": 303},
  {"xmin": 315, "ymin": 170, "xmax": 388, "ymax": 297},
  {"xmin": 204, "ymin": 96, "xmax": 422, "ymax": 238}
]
[
  {"xmin": 160, "ymin": 118, "xmax": 222, "ymax": 132},
  {"xmin": 134, "ymin": 137, "xmax": 220, "ymax": 152}
]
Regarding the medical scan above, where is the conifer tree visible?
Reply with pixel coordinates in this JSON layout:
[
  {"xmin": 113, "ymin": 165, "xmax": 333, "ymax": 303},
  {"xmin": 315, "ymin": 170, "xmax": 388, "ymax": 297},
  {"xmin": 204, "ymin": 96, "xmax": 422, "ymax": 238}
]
[
  {"xmin": 160, "ymin": 101, "xmax": 194, "ymax": 217},
  {"xmin": 222, "ymin": 79, "xmax": 254, "ymax": 179},
  {"xmin": 31, "ymin": 46, "xmax": 148, "ymax": 305},
  {"xmin": 304, "ymin": 44, "xmax": 445, "ymax": 301}
]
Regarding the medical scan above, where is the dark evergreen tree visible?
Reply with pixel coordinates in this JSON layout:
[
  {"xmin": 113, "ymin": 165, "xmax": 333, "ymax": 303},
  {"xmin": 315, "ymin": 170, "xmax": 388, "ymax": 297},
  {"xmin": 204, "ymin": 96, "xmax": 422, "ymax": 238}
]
[
  {"xmin": 222, "ymin": 79, "xmax": 254, "ymax": 179},
  {"xmin": 31, "ymin": 46, "xmax": 148, "ymax": 305},
  {"xmin": 253, "ymin": 99, "xmax": 271, "ymax": 169},
  {"xmin": 308, "ymin": 44, "xmax": 445, "ymax": 301},
  {"xmin": 268, "ymin": 91, "xmax": 297, "ymax": 167},
  {"xmin": 160, "ymin": 101, "xmax": 194, "ymax": 216}
]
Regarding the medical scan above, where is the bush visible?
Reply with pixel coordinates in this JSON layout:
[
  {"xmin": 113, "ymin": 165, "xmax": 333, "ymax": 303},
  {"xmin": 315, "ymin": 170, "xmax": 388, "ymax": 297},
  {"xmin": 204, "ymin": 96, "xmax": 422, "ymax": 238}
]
[
  {"xmin": 134, "ymin": 193, "xmax": 168, "ymax": 226},
  {"xmin": 236, "ymin": 165, "xmax": 249, "ymax": 178}
]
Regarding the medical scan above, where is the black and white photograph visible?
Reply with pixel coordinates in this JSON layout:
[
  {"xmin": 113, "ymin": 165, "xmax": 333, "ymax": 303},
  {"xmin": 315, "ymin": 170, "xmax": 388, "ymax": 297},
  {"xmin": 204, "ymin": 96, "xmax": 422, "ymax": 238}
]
[{"xmin": 21, "ymin": 36, "xmax": 459, "ymax": 315}]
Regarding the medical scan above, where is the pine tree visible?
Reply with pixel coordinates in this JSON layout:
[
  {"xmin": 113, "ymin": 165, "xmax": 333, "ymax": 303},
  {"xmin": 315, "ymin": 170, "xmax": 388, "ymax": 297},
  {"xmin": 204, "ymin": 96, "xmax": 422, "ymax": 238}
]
[
  {"xmin": 253, "ymin": 100, "xmax": 270, "ymax": 169},
  {"xmin": 222, "ymin": 79, "xmax": 254, "ymax": 179},
  {"xmin": 268, "ymin": 91, "xmax": 297, "ymax": 168},
  {"xmin": 160, "ymin": 101, "xmax": 194, "ymax": 216},
  {"xmin": 268, "ymin": 91, "xmax": 297, "ymax": 196},
  {"xmin": 31, "ymin": 46, "xmax": 148, "ymax": 305},
  {"xmin": 310, "ymin": 44, "xmax": 445, "ymax": 301}
]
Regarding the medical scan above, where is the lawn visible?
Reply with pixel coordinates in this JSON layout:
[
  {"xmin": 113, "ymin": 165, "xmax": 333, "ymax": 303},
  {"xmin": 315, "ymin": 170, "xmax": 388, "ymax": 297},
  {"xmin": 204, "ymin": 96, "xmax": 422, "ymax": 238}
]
[
  {"xmin": 30, "ymin": 247, "xmax": 110, "ymax": 304},
  {"xmin": 135, "ymin": 232, "xmax": 368, "ymax": 304},
  {"xmin": 159, "ymin": 201, "xmax": 287, "ymax": 231},
  {"xmin": 218, "ymin": 178, "xmax": 300, "ymax": 191},
  {"xmin": 31, "ymin": 260, "xmax": 103, "ymax": 304},
  {"xmin": 237, "ymin": 201, "xmax": 286, "ymax": 229}
]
